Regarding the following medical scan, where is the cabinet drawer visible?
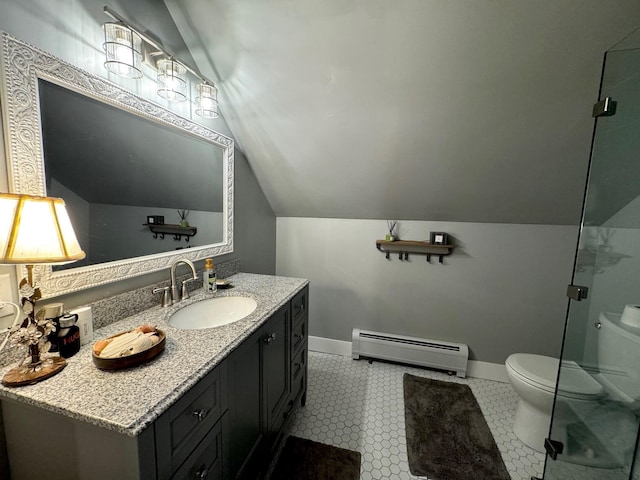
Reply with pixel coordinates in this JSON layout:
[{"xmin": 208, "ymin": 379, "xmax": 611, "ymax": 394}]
[
  {"xmin": 170, "ymin": 417, "xmax": 223, "ymax": 480},
  {"xmin": 291, "ymin": 287, "xmax": 308, "ymax": 325},
  {"xmin": 291, "ymin": 365, "xmax": 306, "ymax": 405},
  {"xmin": 292, "ymin": 344, "xmax": 306, "ymax": 381},
  {"xmin": 156, "ymin": 363, "xmax": 226, "ymax": 478},
  {"xmin": 291, "ymin": 317, "xmax": 307, "ymax": 356}
]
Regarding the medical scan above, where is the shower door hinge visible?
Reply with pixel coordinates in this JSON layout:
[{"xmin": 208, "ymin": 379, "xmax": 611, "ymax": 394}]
[
  {"xmin": 566, "ymin": 285, "xmax": 588, "ymax": 301},
  {"xmin": 544, "ymin": 438, "xmax": 564, "ymax": 460},
  {"xmin": 592, "ymin": 97, "xmax": 616, "ymax": 117}
]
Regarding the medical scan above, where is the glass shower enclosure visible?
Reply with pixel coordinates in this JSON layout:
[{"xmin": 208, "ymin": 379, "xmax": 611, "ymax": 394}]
[{"xmin": 543, "ymin": 29, "xmax": 640, "ymax": 480}]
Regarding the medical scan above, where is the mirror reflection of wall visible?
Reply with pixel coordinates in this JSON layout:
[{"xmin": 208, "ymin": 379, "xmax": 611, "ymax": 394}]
[{"xmin": 38, "ymin": 79, "xmax": 225, "ymax": 269}]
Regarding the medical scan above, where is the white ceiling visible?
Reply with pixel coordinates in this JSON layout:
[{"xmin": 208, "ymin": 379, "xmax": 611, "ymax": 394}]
[{"xmin": 165, "ymin": 0, "xmax": 640, "ymax": 225}]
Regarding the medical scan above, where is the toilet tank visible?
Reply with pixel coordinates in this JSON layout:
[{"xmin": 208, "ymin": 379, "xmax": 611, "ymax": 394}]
[{"xmin": 597, "ymin": 312, "xmax": 640, "ymax": 403}]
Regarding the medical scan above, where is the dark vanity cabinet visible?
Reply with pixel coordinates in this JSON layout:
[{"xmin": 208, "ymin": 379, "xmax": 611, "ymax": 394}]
[
  {"xmin": 228, "ymin": 286, "xmax": 309, "ymax": 480},
  {"xmin": 0, "ymin": 286, "xmax": 308, "ymax": 480},
  {"xmin": 289, "ymin": 286, "xmax": 309, "ymax": 409},
  {"xmin": 1, "ymin": 363, "xmax": 230, "ymax": 480}
]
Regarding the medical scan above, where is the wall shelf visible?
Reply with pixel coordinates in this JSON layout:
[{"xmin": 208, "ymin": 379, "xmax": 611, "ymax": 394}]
[
  {"xmin": 143, "ymin": 224, "xmax": 198, "ymax": 242},
  {"xmin": 375, "ymin": 240, "xmax": 454, "ymax": 263}
]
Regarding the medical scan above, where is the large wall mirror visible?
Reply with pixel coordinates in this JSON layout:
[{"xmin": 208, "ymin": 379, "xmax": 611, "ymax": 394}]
[{"xmin": 1, "ymin": 33, "xmax": 234, "ymax": 298}]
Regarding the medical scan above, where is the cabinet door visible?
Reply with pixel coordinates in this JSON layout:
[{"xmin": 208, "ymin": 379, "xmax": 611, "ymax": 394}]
[
  {"xmin": 227, "ymin": 328, "xmax": 264, "ymax": 480},
  {"xmin": 263, "ymin": 304, "xmax": 291, "ymax": 445}
]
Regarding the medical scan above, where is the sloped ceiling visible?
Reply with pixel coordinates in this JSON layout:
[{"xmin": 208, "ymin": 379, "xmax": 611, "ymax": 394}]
[{"xmin": 165, "ymin": 0, "xmax": 640, "ymax": 225}]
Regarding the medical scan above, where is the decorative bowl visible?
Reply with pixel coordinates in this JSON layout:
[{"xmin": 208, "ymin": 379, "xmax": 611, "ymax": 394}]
[{"xmin": 92, "ymin": 328, "xmax": 166, "ymax": 370}]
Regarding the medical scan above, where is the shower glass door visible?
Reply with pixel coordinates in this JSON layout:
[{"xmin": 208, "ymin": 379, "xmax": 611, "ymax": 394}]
[{"xmin": 544, "ymin": 32, "xmax": 640, "ymax": 480}]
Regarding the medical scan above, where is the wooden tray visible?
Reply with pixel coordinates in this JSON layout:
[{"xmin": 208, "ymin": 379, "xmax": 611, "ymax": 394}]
[{"xmin": 92, "ymin": 329, "xmax": 166, "ymax": 370}]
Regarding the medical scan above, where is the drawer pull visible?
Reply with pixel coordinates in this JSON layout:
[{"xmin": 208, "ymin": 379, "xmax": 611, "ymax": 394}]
[
  {"xmin": 194, "ymin": 467, "xmax": 209, "ymax": 479},
  {"xmin": 192, "ymin": 409, "xmax": 208, "ymax": 421},
  {"xmin": 264, "ymin": 333, "xmax": 277, "ymax": 344},
  {"xmin": 283, "ymin": 399, "xmax": 295, "ymax": 419},
  {"xmin": 295, "ymin": 303, "xmax": 305, "ymax": 312},
  {"xmin": 294, "ymin": 334, "xmax": 303, "ymax": 341}
]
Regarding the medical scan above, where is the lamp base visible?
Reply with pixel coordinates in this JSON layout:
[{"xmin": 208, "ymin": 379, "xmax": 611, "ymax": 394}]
[{"xmin": 2, "ymin": 356, "xmax": 67, "ymax": 387}]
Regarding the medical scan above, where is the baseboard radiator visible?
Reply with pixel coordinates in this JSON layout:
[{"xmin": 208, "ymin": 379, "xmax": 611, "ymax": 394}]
[{"xmin": 351, "ymin": 329, "xmax": 469, "ymax": 378}]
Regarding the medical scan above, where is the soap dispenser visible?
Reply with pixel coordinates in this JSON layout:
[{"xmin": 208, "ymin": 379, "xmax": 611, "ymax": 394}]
[{"xmin": 203, "ymin": 258, "xmax": 217, "ymax": 292}]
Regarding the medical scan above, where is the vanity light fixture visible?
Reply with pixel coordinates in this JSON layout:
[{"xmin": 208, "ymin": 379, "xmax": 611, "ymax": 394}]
[
  {"xmin": 102, "ymin": 6, "xmax": 220, "ymax": 116},
  {"xmin": 196, "ymin": 82, "xmax": 219, "ymax": 118},
  {"xmin": 0, "ymin": 193, "xmax": 85, "ymax": 387},
  {"xmin": 157, "ymin": 58, "xmax": 188, "ymax": 102},
  {"xmin": 103, "ymin": 22, "xmax": 143, "ymax": 79}
]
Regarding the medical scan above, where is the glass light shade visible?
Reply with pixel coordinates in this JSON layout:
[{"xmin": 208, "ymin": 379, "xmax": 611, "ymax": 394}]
[
  {"xmin": 0, "ymin": 193, "xmax": 86, "ymax": 265},
  {"xmin": 103, "ymin": 23, "xmax": 143, "ymax": 79},
  {"xmin": 157, "ymin": 58, "xmax": 188, "ymax": 102},
  {"xmin": 196, "ymin": 83, "xmax": 219, "ymax": 118}
]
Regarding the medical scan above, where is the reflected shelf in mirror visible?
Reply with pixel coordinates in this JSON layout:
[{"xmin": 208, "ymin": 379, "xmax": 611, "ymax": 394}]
[{"xmin": 144, "ymin": 224, "xmax": 198, "ymax": 242}]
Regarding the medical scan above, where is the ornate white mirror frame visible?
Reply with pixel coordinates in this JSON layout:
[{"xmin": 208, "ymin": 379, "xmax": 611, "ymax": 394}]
[{"xmin": 0, "ymin": 33, "xmax": 234, "ymax": 298}]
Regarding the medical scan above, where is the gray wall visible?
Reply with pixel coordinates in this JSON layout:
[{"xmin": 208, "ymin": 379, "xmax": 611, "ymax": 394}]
[
  {"xmin": 276, "ymin": 218, "xmax": 579, "ymax": 364},
  {"xmin": 0, "ymin": 0, "xmax": 276, "ymax": 312}
]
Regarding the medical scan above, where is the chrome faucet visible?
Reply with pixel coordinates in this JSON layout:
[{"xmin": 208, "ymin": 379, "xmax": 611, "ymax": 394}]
[
  {"xmin": 170, "ymin": 259, "xmax": 199, "ymax": 303},
  {"xmin": 153, "ymin": 259, "xmax": 199, "ymax": 307}
]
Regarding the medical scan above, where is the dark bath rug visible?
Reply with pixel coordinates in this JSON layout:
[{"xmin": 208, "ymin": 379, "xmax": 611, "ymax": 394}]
[
  {"xmin": 270, "ymin": 436, "xmax": 361, "ymax": 480},
  {"xmin": 403, "ymin": 374, "xmax": 510, "ymax": 480}
]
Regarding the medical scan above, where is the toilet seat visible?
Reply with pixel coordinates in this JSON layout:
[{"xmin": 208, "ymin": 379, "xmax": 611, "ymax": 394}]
[{"xmin": 506, "ymin": 353, "xmax": 603, "ymax": 401}]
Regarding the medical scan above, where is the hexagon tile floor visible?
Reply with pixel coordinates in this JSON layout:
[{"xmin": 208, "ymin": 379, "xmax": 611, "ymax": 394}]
[{"xmin": 285, "ymin": 351, "xmax": 545, "ymax": 480}]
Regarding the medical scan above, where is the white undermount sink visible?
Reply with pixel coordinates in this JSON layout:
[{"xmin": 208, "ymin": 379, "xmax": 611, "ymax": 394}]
[{"xmin": 169, "ymin": 296, "xmax": 258, "ymax": 330}]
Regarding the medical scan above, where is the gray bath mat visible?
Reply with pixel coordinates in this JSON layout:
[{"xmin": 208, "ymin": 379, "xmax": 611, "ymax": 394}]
[
  {"xmin": 270, "ymin": 436, "xmax": 361, "ymax": 480},
  {"xmin": 403, "ymin": 374, "xmax": 510, "ymax": 479}
]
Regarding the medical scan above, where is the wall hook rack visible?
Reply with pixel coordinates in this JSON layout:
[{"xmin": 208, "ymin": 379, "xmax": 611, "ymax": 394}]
[
  {"xmin": 144, "ymin": 224, "xmax": 198, "ymax": 242},
  {"xmin": 375, "ymin": 240, "xmax": 454, "ymax": 264}
]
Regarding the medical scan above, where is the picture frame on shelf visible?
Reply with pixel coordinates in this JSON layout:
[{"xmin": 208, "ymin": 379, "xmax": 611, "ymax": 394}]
[
  {"xmin": 430, "ymin": 232, "xmax": 448, "ymax": 245},
  {"xmin": 146, "ymin": 215, "xmax": 165, "ymax": 225}
]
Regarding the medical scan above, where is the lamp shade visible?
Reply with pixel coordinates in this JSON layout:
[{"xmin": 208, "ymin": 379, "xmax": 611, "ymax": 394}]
[{"xmin": 0, "ymin": 193, "xmax": 85, "ymax": 265}]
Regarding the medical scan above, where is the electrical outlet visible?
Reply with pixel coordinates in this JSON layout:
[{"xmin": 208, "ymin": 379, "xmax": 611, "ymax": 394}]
[{"xmin": 0, "ymin": 274, "xmax": 17, "ymax": 319}]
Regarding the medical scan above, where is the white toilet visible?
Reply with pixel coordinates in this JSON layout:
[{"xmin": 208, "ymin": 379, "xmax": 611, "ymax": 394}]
[{"xmin": 505, "ymin": 353, "xmax": 604, "ymax": 452}]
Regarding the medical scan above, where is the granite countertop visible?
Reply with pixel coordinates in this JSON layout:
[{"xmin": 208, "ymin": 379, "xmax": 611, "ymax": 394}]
[{"xmin": 0, "ymin": 273, "xmax": 308, "ymax": 437}]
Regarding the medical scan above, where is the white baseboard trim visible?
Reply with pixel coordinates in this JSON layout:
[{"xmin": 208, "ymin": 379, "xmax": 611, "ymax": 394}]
[
  {"xmin": 308, "ymin": 335, "xmax": 508, "ymax": 383},
  {"xmin": 308, "ymin": 335, "xmax": 352, "ymax": 357},
  {"xmin": 467, "ymin": 360, "xmax": 508, "ymax": 383}
]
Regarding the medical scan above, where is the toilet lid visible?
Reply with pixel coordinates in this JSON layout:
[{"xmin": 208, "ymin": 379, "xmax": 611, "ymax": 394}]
[
  {"xmin": 507, "ymin": 354, "xmax": 558, "ymax": 391},
  {"xmin": 506, "ymin": 354, "xmax": 603, "ymax": 398},
  {"xmin": 557, "ymin": 361, "xmax": 604, "ymax": 398}
]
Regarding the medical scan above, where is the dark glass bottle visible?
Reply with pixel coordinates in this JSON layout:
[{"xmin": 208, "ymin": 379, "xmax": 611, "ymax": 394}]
[{"xmin": 57, "ymin": 313, "xmax": 80, "ymax": 358}]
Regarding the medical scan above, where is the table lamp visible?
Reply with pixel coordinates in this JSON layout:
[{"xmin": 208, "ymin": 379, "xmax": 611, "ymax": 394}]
[{"xmin": 0, "ymin": 193, "xmax": 85, "ymax": 387}]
